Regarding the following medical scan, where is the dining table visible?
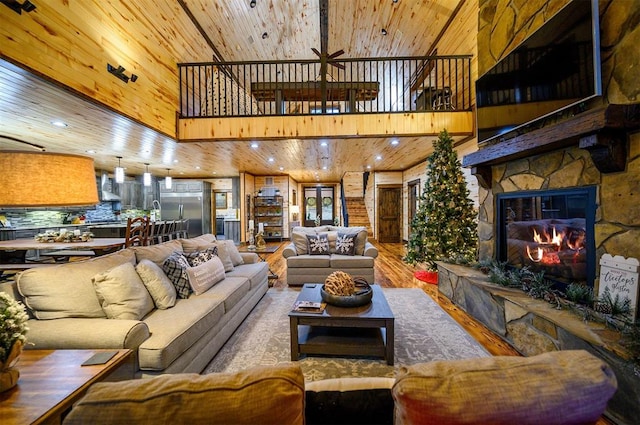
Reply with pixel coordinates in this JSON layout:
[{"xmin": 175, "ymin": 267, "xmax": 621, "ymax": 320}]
[{"xmin": 0, "ymin": 237, "xmax": 126, "ymax": 259}]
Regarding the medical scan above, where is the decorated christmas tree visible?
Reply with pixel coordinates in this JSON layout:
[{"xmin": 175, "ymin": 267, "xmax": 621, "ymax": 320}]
[{"xmin": 404, "ymin": 129, "xmax": 478, "ymax": 270}]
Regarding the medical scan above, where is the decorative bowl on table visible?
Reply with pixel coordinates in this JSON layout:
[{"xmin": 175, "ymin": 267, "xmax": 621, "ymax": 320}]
[{"xmin": 320, "ymin": 271, "xmax": 372, "ymax": 307}]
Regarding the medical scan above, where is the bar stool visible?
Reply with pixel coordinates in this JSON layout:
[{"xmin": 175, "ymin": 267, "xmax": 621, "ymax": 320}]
[{"xmin": 124, "ymin": 216, "xmax": 150, "ymax": 248}]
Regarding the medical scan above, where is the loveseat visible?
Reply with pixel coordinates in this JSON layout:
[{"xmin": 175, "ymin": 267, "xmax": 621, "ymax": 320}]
[
  {"xmin": 0, "ymin": 234, "xmax": 268, "ymax": 378},
  {"xmin": 283, "ymin": 225, "xmax": 378, "ymax": 286},
  {"xmin": 61, "ymin": 350, "xmax": 617, "ymax": 425}
]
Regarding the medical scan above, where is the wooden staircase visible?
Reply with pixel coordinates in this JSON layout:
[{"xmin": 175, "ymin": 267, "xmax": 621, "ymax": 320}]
[{"xmin": 344, "ymin": 197, "xmax": 373, "ymax": 237}]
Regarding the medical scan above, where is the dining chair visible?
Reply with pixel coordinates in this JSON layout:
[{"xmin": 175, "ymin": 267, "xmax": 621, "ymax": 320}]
[{"xmin": 124, "ymin": 216, "xmax": 150, "ymax": 248}]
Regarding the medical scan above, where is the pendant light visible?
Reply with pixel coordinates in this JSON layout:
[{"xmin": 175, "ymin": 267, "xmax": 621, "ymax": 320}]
[
  {"xmin": 165, "ymin": 168, "xmax": 172, "ymax": 189},
  {"xmin": 115, "ymin": 156, "xmax": 125, "ymax": 184},
  {"xmin": 143, "ymin": 163, "xmax": 152, "ymax": 187}
]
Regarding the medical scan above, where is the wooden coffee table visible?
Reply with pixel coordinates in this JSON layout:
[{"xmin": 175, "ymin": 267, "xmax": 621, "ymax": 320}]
[
  {"xmin": 289, "ymin": 283, "xmax": 395, "ymax": 365},
  {"xmin": 0, "ymin": 349, "xmax": 132, "ymax": 425}
]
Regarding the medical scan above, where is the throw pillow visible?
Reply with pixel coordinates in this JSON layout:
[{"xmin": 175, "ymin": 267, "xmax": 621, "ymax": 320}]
[
  {"xmin": 307, "ymin": 233, "xmax": 329, "ymax": 255},
  {"xmin": 185, "ymin": 246, "xmax": 218, "ymax": 267},
  {"xmin": 92, "ymin": 262, "xmax": 155, "ymax": 320},
  {"xmin": 135, "ymin": 259, "xmax": 176, "ymax": 309},
  {"xmin": 223, "ymin": 239, "xmax": 245, "ymax": 266},
  {"xmin": 162, "ymin": 251, "xmax": 192, "ymax": 299},
  {"xmin": 187, "ymin": 243, "xmax": 234, "ymax": 272},
  {"xmin": 185, "ymin": 255, "xmax": 226, "ymax": 295},
  {"xmin": 336, "ymin": 232, "xmax": 357, "ymax": 255},
  {"xmin": 392, "ymin": 350, "xmax": 617, "ymax": 425}
]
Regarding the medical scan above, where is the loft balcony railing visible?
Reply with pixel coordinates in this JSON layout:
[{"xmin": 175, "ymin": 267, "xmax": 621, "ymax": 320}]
[{"xmin": 178, "ymin": 55, "xmax": 472, "ymax": 118}]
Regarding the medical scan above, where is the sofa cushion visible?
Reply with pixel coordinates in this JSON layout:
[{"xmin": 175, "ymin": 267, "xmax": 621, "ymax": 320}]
[
  {"xmin": 195, "ymin": 276, "xmax": 251, "ymax": 313},
  {"xmin": 62, "ymin": 363, "xmax": 305, "ymax": 425},
  {"xmin": 307, "ymin": 234, "xmax": 330, "ymax": 255},
  {"xmin": 392, "ymin": 350, "xmax": 617, "ymax": 425},
  {"xmin": 185, "ymin": 256, "xmax": 226, "ymax": 295},
  {"xmin": 330, "ymin": 254, "xmax": 374, "ymax": 269},
  {"xmin": 17, "ymin": 249, "xmax": 136, "ymax": 320},
  {"xmin": 223, "ymin": 240, "xmax": 245, "ymax": 266},
  {"xmin": 92, "ymin": 262, "xmax": 155, "ymax": 320},
  {"xmin": 138, "ymin": 296, "xmax": 225, "ymax": 370},
  {"xmin": 226, "ymin": 261, "xmax": 269, "ymax": 290},
  {"xmin": 336, "ymin": 232, "xmax": 357, "ymax": 255},
  {"xmin": 162, "ymin": 252, "xmax": 192, "ymax": 299},
  {"xmin": 291, "ymin": 231, "xmax": 309, "ymax": 255},
  {"xmin": 180, "ymin": 234, "xmax": 217, "ymax": 253},
  {"xmin": 287, "ymin": 254, "xmax": 331, "ymax": 268},
  {"xmin": 135, "ymin": 260, "xmax": 176, "ymax": 309},
  {"xmin": 132, "ymin": 240, "xmax": 183, "ymax": 266}
]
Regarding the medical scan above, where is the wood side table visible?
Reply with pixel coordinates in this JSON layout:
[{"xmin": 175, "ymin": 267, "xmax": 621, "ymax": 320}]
[{"xmin": 0, "ymin": 349, "xmax": 132, "ymax": 425}]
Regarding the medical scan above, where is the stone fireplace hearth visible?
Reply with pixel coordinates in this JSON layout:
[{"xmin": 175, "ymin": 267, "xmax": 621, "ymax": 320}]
[{"xmin": 446, "ymin": 1, "xmax": 640, "ymax": 423}]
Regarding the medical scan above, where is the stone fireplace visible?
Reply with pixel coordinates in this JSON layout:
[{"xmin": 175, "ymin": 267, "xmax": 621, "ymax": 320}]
[
  {"xmin": 437, "ymin": 1, "xmax": 640, "ymax": 423},
  {"xmin": 496, "ymin": 186, "xmax": 596, "ymax": 287}
]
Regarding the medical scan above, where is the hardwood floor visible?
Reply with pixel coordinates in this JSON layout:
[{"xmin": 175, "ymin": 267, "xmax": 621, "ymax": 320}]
[
  {"xmin": 267, "ymin": 239, "xmax": 614, "ymax": 424},
  {"xmin": 266, "ymin": 240, "xmax": 520, "ymax": 357}
]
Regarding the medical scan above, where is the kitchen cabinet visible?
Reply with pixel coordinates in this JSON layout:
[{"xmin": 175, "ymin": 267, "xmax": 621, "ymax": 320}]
[
  {"xmin": 114, "ymin": 178, "xmax": 158, "ymax": 210},
  {"xmin": 254, "ymin": 196, "xmax": 283, "ymax": 241}
]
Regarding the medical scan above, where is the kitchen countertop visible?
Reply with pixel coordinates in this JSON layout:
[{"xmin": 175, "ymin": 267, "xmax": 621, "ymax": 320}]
[{"xmin": 0, "ymin": 222, "xmax": 121, "ymax": 231}]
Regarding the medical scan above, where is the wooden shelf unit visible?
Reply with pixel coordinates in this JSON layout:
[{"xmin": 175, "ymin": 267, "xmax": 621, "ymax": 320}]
[{"xmin": 254, "ymin": 195, "xmax": 283, "ymax": 241}]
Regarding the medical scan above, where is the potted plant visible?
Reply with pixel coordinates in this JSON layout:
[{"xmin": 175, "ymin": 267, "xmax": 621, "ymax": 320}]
[{"xmin": 0, "ymin": 292, "xmax": 29, "ymax": 392}]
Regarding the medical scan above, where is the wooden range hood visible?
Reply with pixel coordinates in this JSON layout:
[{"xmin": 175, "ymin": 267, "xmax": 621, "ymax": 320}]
[{"xmin": 463, "ymin": 103, "xmax": 640, "ymax": 189}]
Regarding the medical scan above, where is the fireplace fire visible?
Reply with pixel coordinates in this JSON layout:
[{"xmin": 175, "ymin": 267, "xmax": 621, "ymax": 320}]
[{"xmin": 496, "ymin": 187, "xmax": 596, "ymax": 287}]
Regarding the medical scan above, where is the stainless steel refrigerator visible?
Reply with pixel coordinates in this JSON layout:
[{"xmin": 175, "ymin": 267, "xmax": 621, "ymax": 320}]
[{"xmin": 159, "ymin": 180, "xmax": 211, "ymax": 237}]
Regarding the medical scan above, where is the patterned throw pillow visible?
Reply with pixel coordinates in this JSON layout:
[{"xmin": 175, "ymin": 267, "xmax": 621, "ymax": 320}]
[
  {"xmin": 336, "ymin": 232, "xmax": 357, "ymax": 256},
  {"xmin": 162, "ymin": 251, "xmax": 192, "ymax": 299},
  {"xmin": 307, "ymin": 234, "xmax": 329, "ymax": 255},
  {"xmin": 185, "ymin": 246, "xmax": 218, "ymax": 267}
]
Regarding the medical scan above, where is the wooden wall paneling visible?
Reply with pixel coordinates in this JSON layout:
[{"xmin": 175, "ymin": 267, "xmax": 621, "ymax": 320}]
[
  {"xmin": 0, "ymin": 1, "xmax": 214, "ymax": 137},
  {"xmin": 177, "ymin": 112, "xmax": 474, "ymax": 141}
]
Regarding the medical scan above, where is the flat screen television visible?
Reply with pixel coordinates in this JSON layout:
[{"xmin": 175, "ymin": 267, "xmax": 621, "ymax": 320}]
[{"xmin": 476, "ymin": 0, "xmax": 601, "ymax": 144}]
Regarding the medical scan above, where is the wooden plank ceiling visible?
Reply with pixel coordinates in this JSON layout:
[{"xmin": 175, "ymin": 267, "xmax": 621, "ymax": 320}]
[{"xmin": 0, "ymin": 0, "xmax": 472, "ymax": 183}]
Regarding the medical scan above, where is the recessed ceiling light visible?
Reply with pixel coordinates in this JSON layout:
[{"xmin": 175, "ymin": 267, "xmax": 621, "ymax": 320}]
[
  {"xmin": 391, "ymin": 140, "xmax": 399, "ymax": 146},
  {"xmin": 381, "ymin": 29, "xmax": 388, "ymax": 36},
  {"xmin": 195, "ymin": 166, "xmax": 201, "ymax": 170},
  {"xmin": 320, "ymin": 141, "xmax": 328, "ymax": 147},
  {"xmin": 250, "ymin": 142, "xmax": 259, "ymax": 149},
  {"xmin": 85, "ymin": 150, "xmax": 96, "ymax": 154},
  {"xmin": 212, "ymin": 171, "xmax": 217, "ymax": 174},
  {"xmin": 322, "ymin": 166, "xmax": 327, "ymax": 170},
  {"xmin": 268, "ymin": 157, "xmax": 274, "ymax": 162},
  {"xmin": 366, "ymin": 165, "xmax": 372, "ymax": 169},
  {"xmin": 279, "ymin": 166, "xmax": 284, "ymax": 171},
  {"xmin": 173, "ymin": 159, "xmax": 179, "ymax": 163},
  {"xmin": 51, "ymin": 120, "xmax": 68, "ymax": 128},
  {"xmin": 376, "ymin": 155, "xmax": 382, "ymax": 160}
]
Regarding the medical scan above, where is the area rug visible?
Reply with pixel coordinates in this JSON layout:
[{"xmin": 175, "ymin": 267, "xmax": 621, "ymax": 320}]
[{"xmin": 204, "ymin": 287, "xmax": 489, "ymax": 381}]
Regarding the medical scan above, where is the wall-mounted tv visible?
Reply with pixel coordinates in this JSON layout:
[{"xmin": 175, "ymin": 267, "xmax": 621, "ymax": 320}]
[{"xmin": 476, "ymin": 0, "xmax": 601, "ymax": 145}]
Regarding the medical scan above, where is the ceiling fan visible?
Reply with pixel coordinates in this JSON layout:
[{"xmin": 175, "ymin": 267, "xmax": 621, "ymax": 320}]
[{"xmin": 314, "ymin": 0, "xmax": 345, "ymax": 71}]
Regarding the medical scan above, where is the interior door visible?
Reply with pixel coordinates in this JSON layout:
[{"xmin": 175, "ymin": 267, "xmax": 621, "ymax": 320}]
[
  {"xmin": 303, "ymin": 186, "xmax": 334, "ymax": 226},
  {"xmin": 378, "ymin": 186, "xmax": 402, "ymax": 243}
]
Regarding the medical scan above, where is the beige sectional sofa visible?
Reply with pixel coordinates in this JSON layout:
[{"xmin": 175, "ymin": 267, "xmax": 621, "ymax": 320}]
[
  {"xmin": 61, "ymin": 350, "xmax": 617, "ymax": 425},
  {"xmin": 283, "ymin": 225, "xmax": 378, "ymax": 286},
  {"xmin": 0, "ymin": 234, "xmax": 268, "ymax": 378}
]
